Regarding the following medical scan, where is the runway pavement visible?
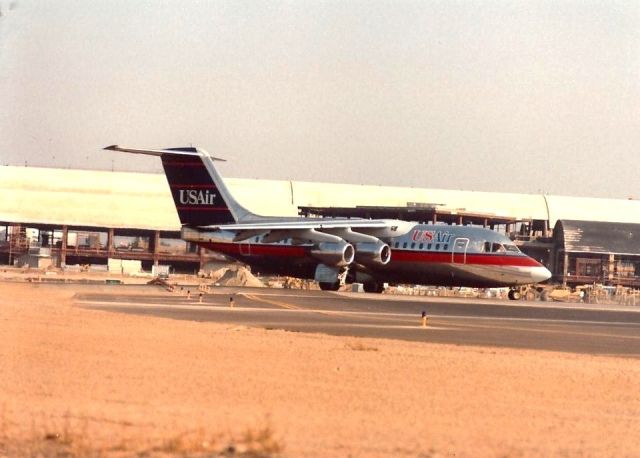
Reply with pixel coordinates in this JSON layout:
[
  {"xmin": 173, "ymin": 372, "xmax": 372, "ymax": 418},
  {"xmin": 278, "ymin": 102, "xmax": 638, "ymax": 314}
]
[{"xmin": 75, "ymin": 286, "xmax": 640, "ymax": 358}]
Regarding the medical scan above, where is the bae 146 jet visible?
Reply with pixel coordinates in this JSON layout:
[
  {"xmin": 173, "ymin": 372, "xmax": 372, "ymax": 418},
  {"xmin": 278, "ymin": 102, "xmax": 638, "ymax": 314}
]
[{"xmin": 105, "ymin": 145, "xmax": 551, "ymax": 297}]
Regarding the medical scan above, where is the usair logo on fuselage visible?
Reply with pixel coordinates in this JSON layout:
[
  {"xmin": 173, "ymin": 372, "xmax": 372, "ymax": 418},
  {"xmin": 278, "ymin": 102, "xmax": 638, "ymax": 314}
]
[{"xmin": 178, "ymin": 189, "xmax": 218, "ymax": 205}]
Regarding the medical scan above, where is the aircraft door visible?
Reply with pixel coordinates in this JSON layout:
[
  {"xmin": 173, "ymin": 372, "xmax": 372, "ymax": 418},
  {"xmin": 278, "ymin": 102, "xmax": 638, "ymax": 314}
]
[{"xmin": 452, "ymin": 237, "xmax": 469, "ymax": 264}]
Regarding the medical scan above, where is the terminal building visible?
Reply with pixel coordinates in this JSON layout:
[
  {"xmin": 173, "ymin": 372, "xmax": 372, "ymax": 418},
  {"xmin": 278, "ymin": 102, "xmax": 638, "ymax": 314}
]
[{"xmin": 2, "ymin": 165, "xmax": 640, "ymax": 287}]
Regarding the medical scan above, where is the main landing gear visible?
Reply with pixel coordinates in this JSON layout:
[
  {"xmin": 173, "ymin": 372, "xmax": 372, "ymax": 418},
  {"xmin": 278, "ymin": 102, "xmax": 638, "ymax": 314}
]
[
  {"xmin": 316, "ymin": 265, "xmax": 350, "ymax": 292},
  {"xmin": 320, "ymin": 280, "xmax": 384, "ymax": 293},
  {"xmin": 315, "ymin": 264, "xmax": 386, "ymax": 294},
  {"xmin": 319, "ymin": 281, "xmax": 340, "ymax": 291},
  {"xmin": 363, "ymin": 281, "xmax": 385, "ymax": 294}
]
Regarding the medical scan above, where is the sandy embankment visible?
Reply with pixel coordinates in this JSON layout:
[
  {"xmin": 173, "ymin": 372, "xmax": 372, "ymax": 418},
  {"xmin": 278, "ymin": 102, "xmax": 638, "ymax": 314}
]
[{"xmin": 1, "ymin": 282, "xmax": 639, "ymax": 457}]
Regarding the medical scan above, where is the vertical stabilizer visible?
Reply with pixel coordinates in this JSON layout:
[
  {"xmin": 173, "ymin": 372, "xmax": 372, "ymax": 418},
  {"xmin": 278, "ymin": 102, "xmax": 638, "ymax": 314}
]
[{"xmin": 104, "ymin": 145, "xmax": 260, "ymax": 226}]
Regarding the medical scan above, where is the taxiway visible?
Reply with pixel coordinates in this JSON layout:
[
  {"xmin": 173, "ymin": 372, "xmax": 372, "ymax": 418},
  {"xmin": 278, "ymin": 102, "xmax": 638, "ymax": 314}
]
[{"xmin": 75, "ymin": 286, "xmax": 640, "ymax": 357}]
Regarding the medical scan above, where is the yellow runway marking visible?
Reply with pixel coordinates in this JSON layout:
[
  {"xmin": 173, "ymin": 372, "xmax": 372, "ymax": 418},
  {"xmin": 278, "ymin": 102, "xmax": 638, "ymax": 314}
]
[
  {"xmin": 242, "ymin": 293, "xmax": 300, "ymax": 310},
  {"xmin": 240, "ymin": 294, "xmax": 447, "ymax": 329},
  {"xmin": 240, "ymin": 294, "xmax": 445, "ymax": 328},
  {"xmin": 241, "ymin": 293, "xmax": 349, "ymax": 317}
]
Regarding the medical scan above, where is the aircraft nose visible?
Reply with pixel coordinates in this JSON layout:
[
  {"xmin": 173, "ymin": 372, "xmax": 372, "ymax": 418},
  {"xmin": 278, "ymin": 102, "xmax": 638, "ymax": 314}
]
[{"xmin": 531, "ymin": 266, "xmax": 552, "ymax": 283}]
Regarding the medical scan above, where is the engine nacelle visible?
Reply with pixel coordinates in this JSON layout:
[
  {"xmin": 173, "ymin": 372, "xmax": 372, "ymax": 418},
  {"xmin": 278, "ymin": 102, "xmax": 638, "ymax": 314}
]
[
  {"xmin": 311, "ymin": 242, "xmax": 355, "ymax": 267},
  {"xmin": 355, "ymin": 242, "xmax": 391, "ymax": 266}
]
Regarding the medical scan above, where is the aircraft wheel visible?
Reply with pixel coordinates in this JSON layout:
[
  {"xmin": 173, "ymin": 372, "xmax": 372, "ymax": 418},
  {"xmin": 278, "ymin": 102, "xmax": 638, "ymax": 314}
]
[
  {"xmin": 508, "ymin": 289, "xmax": 522, "ymax": 301},
  {"xmin": 363, "ymin": 282, "xmax": 384, "ymax": 294},
  {"xmin": 319, "ymin": 282, "xmax": 340, "ymax": 291}
]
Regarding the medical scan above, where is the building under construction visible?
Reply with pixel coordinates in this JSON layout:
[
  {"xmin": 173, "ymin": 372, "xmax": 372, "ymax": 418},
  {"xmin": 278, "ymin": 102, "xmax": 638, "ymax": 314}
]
[
  {"xmin": 2, "ymin": 165, "xmax": 640, "ymax": 286},
  {"xmin": 552, "ymin": 220, "xmax": 640, "ymax": 288}
]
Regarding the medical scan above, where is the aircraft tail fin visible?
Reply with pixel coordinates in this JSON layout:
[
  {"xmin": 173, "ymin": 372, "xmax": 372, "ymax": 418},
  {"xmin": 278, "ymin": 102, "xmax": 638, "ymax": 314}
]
[{"xmin": 104, "ymin": 145, "xmax": 259, "ymax": 226}]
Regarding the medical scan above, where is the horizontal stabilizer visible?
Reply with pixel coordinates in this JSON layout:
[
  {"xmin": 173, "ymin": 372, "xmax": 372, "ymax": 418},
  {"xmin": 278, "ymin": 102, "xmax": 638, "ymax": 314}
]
[{"xmin": 104, "ymin": 145, "xmax": 225, "ymax": 161}]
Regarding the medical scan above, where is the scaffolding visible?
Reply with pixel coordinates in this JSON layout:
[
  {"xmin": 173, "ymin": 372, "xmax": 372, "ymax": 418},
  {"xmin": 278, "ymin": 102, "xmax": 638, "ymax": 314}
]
[{"xmin": 8, "ymin": 224, "xmax": 29, "ymax": 265}]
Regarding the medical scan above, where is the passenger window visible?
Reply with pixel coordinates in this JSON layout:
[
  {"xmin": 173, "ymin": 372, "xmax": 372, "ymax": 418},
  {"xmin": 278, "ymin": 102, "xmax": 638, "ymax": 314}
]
[
  {"xmin": 443, "ymin": 244, "xmax": 448, "ymax": 250},
  {"xmin": 427, "ymin": 243, "xmax": 432, "ymax": 250},
  {"xmin": 484, "ymin": 242, "xmax": 492, "ymax": 252},
  {"xmin": 411, "ymin": 243, "xmax": 415, "ymax": 249},
  {"xmin": 394, "ymin": 241, "xmax": 399, "ymax": 248},
  {"xmin": 255, "ymin": 237, "xmax": 260, "ymax": 242},
  {"xmin": 419, "ymin": 243, "xmax": 423, "ymax": 249},
  {"xmin": 435, "ymin": 243, "xmax": 440, "ymax": 250},
  {"xmin": 402, "ymin": 242, "xmax": 407, "ymax": 248}
]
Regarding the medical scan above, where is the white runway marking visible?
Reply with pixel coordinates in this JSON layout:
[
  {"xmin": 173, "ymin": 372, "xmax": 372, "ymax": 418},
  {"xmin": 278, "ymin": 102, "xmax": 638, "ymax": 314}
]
[{"xmin": 335, "ymin": 292, "xmax": 640, "ymax": 314}]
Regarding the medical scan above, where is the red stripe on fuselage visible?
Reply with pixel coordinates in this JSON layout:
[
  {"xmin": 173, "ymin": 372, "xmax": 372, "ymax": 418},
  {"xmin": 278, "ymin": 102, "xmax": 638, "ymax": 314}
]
[
  {"xmin": 198, "ymin": 242, "xmax": 541, "ymax": 267},
  {"xmin": 202, "ymin": 242, "xmax": 307, "ymax": 258},
  {"xmin": 392, "ymin": 250, "xmax": 542, "ymax": 267}
]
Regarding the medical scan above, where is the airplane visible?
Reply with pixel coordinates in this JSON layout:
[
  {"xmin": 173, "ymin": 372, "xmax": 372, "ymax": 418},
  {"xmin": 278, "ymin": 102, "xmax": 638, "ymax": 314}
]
[{"xmin": 105, "ymin": 145, "xmax": 551, "ymax": 298}]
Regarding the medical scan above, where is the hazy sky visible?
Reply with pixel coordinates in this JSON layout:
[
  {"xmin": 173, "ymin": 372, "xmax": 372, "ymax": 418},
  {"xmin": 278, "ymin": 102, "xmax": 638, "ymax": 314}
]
[{"xmin": 1, "ymin": 1, "xmax": 639, "ymax": 198}]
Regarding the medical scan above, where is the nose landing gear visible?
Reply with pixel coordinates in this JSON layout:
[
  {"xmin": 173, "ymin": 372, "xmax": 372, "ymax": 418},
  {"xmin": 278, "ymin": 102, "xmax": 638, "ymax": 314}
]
[
  {"xmin": 507, "ymin": 289, "xmax": 522, "ymax": 301},
  {"xmin": 508, "ymin": 286, "xmax": 540, "ymax": 301}
]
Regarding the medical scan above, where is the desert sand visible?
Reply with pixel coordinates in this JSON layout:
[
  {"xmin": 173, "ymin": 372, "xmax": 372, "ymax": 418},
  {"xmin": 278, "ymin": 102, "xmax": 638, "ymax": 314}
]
[{"xmin": 2, "ymin": 281, "xmax": 640, "ymax": 457}]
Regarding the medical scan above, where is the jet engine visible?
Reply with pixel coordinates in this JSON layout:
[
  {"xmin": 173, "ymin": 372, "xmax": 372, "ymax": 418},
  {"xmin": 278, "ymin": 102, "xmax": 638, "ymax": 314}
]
[
  {"xmin": 311, "ymin": 241, "xmax": 355, "ymax": 267},
  {"xmin": 355, "ymin": 241, "xmax": 391, "ymax": 266}
]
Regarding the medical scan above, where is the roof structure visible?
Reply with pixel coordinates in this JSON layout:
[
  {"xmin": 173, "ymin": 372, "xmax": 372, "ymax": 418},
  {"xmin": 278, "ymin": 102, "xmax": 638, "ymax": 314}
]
[
  {"xmin": 553, "ymin": 220, "xmax": 640, "ymax": 256},
  {"xmin": 0, "ymin": 166, "xmax": 295, "ymax": 230},
  {"xmin": 2, "ymin": 165, "xmax": 640, "ymax": 230}
]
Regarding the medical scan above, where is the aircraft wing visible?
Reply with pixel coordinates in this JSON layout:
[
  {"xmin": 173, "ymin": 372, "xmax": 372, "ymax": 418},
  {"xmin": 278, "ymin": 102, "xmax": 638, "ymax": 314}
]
[
  {"xmin": 202, "ymin": 219, "xmax": 397, "ymax": 231},
  {"xmin": 195, "ymin": 218, "xmax": 413, "ymax": 243}
]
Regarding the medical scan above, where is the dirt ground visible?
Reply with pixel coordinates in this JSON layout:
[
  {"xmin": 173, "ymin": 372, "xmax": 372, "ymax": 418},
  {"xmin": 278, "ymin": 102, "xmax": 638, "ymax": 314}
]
[{"xmin": 2, "ymin": 282, "xmax": 640, "ymax": 457}]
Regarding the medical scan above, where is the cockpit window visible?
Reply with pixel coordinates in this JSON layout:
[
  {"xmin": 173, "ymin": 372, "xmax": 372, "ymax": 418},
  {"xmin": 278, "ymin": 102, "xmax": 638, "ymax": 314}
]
[{"xmin": 483, "ymin": 240, "xmax": 519, "ymax": 254}]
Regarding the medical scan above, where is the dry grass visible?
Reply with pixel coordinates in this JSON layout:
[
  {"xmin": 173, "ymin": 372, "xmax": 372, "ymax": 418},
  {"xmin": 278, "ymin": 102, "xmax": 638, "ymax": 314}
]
[
  {"xmin": 1, "ymin": 414, "xmax": 94, "ymax": 458},
  {"xmin": 344, "ymin": 341, "xmax": 379, "ymax": 352},
  {"xmin": 238, "ymin": 424, "xmax": 283, "ymax": 457},
  {"xmin": 0, "ymin": 412, "xmax": 284, "ymax": 458}
]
